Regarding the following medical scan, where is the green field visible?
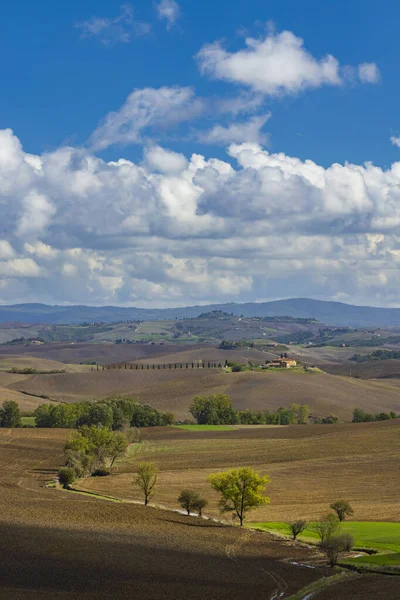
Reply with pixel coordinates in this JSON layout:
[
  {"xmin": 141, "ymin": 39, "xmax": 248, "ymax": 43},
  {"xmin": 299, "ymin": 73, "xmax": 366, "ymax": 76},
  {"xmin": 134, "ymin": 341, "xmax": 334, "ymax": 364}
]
[
  {"xmin": 248, "ymin": 521, "xmax": 400, "ymax": 555},
  {"xmin": 21, "ymin": 416, "xmax": 36, "ymax": 426},
  {"xmin": 173, "ymin": 424, "xmax": 234, "ymax": 431}
]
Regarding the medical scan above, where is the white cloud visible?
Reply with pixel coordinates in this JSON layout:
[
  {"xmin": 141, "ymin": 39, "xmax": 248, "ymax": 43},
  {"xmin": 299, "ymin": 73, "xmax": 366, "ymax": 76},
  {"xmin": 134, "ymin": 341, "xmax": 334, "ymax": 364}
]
[
  {"xmin": 90, "ymin": 86, "xmax": 204, "ymax": 150},
  {"xmin": 17, "ymin": 191, "xmax": 56, "ymax": 237},
  {"xmin": 144, "ymin": 146, "xmax": 188, "ymax": 173},
  {"xmin": 197, "ymin": 113, "xmax": 271, "ymax": 145},
  {"xmin": 0, "ymin": 241, "xmax": 15, "ymax": 260},
  {"xmin": 0, "ymin": 258, "xmax": 41, "ymax": 278},
  {"xmin": 75, "ymin": 4, "xmax": 150, "ymax": 45},
  {"xmin": 358, "ymin": 62, "xmax": 380, "ymax": 84},
  {"xmin": 197, "ymin": 28, "xmax": 379, "ymax": 96},
  {"xmin": 156, "ymin": 0, "xmax": 181, "ymax": 29},
  {"xmin": 391, "ymin": 136, "xmax": 400, "ymax": 148},
  {"xmin": 1, "ymin": 127, "xmax": 400, "ymax": 306}
]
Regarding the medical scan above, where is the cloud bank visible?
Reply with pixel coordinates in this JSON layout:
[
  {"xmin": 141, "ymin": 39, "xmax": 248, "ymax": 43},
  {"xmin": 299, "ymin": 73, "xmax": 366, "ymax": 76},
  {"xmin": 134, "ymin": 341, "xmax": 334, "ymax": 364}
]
[{"xmin": 0, "ymin": 126, "xmax": 399, "ymax": 307}]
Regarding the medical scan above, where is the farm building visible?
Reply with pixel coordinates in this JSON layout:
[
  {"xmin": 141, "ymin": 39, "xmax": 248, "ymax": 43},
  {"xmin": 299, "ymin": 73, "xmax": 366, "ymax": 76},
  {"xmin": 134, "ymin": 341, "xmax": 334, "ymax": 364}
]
[{"xmin": 267, "ymin": 358, "xmax": 297, "ymax": 369}]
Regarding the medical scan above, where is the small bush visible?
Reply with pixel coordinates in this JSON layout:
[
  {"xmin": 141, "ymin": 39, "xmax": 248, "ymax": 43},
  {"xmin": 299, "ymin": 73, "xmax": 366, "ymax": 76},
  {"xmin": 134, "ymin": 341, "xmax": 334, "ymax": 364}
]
[
  {"xmin": 58, "ymin": 467, "xmax": 76, "ymax": 489},
  {"xmin": 231, "ymin": 364, "xmax": 243, "ymax": 372},
  {"xmin": 91, "ymin": 468, "xmax": 110, "ymax": 477}
]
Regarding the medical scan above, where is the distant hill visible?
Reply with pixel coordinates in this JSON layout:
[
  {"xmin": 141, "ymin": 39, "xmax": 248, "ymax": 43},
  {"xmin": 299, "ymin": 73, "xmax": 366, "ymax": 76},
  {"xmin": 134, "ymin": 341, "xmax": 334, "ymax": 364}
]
[{"xmin": 1, "ymin": 298, "xmax": 400, "ymax": 327}]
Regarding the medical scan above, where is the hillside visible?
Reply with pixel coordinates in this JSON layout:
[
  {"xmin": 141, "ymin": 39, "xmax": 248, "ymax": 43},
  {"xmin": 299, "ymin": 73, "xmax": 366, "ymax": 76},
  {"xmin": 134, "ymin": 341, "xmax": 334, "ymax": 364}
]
[
  {"xmin": 6, "ymin": 367, "xmax": 400, "ymax": 420},
  {"xmin": 80, "ymin": 419, "xmax": 400, "ymax": 522},
  {"xmin": 2, "ymin": 297, "xmax": 400, "ymax": 326}
]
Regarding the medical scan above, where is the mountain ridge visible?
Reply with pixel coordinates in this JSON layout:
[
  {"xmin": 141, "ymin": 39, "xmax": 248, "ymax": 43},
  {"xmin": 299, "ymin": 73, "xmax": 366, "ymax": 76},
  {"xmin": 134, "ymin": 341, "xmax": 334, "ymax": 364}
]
[{"xmin": 1, "ymin": 298, "xmax": 400, "ymax": 327}]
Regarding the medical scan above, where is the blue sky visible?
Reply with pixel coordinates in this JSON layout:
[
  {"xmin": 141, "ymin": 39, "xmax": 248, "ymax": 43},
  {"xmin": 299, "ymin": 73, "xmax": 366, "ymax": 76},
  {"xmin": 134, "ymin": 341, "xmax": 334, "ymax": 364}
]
[{"xmin": 0, "ymin": 1, "xmax": 399, "ymax": 307}]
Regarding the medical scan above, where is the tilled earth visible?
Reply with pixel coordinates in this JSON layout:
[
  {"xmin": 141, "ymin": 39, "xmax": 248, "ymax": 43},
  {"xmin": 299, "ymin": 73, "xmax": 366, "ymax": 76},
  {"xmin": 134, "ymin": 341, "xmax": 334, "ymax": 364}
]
[{"xmin": 0, "ymin": 429, "xmax": 398, "ymax": 599}]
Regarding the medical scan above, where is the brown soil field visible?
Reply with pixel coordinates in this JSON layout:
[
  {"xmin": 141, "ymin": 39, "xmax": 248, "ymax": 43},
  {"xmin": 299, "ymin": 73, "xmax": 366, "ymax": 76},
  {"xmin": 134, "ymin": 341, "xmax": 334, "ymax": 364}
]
[
  {"xmin": 0, "ymin": 341, "xmax": 204, "ymax": 364},
  {"xmin": 134, "ymin": 345, "xmax": 280, "ymax": 365},
  {"xmin": 79, "ymin": 420, "xmax": 400, "ymax": 523},
  {"xmin": 0, "ymin": 428, "xmax": 333, "ymax": 599},
  {"xmin": 315, "ymin": 575, "xmax": 400, "ymax": 599},
  {"xmin": 6, "ymin": 367, "xmax": 400, "ymax": 421},
  {"xmin": 0, "ymin": 355, "xmax": 92, "ymax": 373}
]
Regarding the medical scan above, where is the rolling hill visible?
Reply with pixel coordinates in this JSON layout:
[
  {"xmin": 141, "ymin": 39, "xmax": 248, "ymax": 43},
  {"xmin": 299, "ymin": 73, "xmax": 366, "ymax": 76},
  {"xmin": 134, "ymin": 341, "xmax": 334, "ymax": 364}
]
[
  {"xmin": 5, "ymin": 367, "xmax": 400, "ymax": 420},
  {"xmin": 2, "ymin": 298, "xmax": 400, "ymax": 326}
]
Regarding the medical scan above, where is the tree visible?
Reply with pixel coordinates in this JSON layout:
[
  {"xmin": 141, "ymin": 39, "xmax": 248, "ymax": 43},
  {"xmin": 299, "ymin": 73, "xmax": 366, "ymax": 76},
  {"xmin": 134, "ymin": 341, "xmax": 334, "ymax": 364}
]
[
  {"xmin": 109, "ymin": 433, "xmax": 129, "ymax": 469},
  {"xmin": 320, "ymin": 534, "xmax": 354, "ymax": 567},
  {"xmin": 0, "ymin": 400, "xmax": 22, "ymax": 428},
  {"xmin": 178, "ymin": 490, "xmax": 202, "ymax": 515},
  {"xmin": 194, "ymin": 497, "xmax": 208, "ymax": 517},
  {"xmin": 64, "ymin": 426, "xmax": 128, "ymax": 474},
  {"xmin": 314, "ymin": 513, "xmax": 340, "ymax": 543},
  {"xmin": 189, "ymin": 394, "xmax": 239, "ymax": 425},
  {"xmin": 330, "ymin": 500, "xmax": 354, "ymax": 522},
  {"xmin": 209, "ymin": 467, "xmax": 270, "ymax": 526},
  {"xmin": 286, "ymin": 519, "xmax": 308, "ymax": 541},
  {"xmin": 58, "ymin": 467, "xmax": 76, "ymax": 489},
  {"xmin": 135, "ymin": 462, "xmax": 158, "ymax": 505}
]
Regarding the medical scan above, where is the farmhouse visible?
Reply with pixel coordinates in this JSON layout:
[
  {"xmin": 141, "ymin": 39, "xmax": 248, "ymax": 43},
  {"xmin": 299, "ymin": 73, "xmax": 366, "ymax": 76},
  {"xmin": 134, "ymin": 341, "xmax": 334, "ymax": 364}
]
[{"xmin": 267, "ymin": 358, "xmax": 297, "ymax": 369}]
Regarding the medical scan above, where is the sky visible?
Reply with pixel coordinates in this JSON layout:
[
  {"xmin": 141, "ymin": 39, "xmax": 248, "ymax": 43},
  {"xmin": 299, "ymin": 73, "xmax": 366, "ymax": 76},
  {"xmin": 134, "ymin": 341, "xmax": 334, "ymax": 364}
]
[{"xmin": 0, "ymin": 0, "xmax": 399, "ymax": 308}]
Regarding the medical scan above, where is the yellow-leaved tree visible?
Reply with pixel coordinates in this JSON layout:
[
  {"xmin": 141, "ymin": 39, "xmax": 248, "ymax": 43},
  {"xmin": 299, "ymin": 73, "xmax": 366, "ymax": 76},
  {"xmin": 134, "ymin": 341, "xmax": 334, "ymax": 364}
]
[{"xmin": 209, "ymin": 467, "xmax": 270, "ymax": 526}]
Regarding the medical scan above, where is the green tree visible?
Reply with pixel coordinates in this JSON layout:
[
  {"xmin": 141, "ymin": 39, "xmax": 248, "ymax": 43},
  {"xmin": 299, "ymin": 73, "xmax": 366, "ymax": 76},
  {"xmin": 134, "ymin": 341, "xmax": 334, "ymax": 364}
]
[
  {"xmin": 135, "ymin": 462, "xmax": 158, "ymax": 505},
  {"xmin": 0, "ymin": 400, "xmax": 22, "ymax": 428},
  {"xmin": 193, "ymin": 496, "xmax": 208, "ymax": 517},
  {"xmin": 209, "ymin": 467, "xmax": 270, "ymax": 526},
  {"xmin": 329, "ymin": 500, "xmax": 354, "ymax": 522},
  {"xmin": 315, "ymin": 513, "xmax": 340, "ymax": 543},
  {"xmin": 109, "ymin": 432, "xmax": 129, "ymax": 469},
  {"xmin": 286, "ymin": 519, "xmax": 308, "ymax": 540},
  {"xmin": 65, "ymin": 426, "xmax": 128, "ymax": 473},
  {"xmin": 178, "ymin": 489, "xmax": 202, "ymax": 515},
  {"xmin": 189, "ymin": 394, "xmax": 239, "ymax": 425},
  {"xmin": 58, "ymin": 467, "xmax": 77, "ymax": 489}
]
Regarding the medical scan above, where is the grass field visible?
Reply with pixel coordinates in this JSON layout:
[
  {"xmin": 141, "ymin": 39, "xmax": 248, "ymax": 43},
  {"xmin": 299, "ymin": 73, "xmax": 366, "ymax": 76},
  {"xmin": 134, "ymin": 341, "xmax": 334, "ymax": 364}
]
[{"xmin": 247, "ymin": 522, "xmax": 400, "ymax": 554}]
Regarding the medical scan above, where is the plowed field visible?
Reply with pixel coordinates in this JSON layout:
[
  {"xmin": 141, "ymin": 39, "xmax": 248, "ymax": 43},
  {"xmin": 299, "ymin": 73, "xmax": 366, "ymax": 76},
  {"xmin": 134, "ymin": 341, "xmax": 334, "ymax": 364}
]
[
  {"xmin": 79, "ymin": 420, "xmax": 400, "ymax": 522},
  {"xmin": 6, "ymin": 367, "xmax": 400, "ymax": 421}
]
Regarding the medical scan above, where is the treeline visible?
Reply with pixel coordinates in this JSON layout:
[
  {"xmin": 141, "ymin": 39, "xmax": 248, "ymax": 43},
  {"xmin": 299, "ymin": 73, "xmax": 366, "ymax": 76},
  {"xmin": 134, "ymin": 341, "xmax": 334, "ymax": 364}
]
[
  {"xmin": 189, "ymin": 395, "xmax": 312, "ymax": 425},
  {"xmin": 34, "ymin": 397, "xmax": 174, "ymax": 429},
  {"xmin": 350, "ymin": 349, "xmax": 400, "ymax": 362},
  {"xmin": 352, "ymin": 408, "xmax": 398, "ymax": 422},
  {"xmin": 106, "ymin": 362, "xmax": 223, "ymax": 369}
]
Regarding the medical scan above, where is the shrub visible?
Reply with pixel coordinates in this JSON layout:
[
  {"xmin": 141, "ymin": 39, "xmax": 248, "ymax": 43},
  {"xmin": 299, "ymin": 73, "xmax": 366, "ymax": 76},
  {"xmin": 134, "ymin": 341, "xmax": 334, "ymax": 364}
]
[
  {"xmin": 314, "ymin": 513, "xmax": 340, "ymax": 543},
  {"xmin": 91, "ymin": 468, "xmax": 110, "ymax": 477},
  {"xmin": 58, "ymin": 467, "xmax": 77, "ymax": 489},
  {"xmin": 286, "ymin": 519, "xmax": 308, "ymax": 540},
  {"xmin": 178, "ymin": 489, "xmax": 202, "ymax": 515},
  {"xmin": 320, "ymin": 534, "xmax": 354, "ymax": 566}
]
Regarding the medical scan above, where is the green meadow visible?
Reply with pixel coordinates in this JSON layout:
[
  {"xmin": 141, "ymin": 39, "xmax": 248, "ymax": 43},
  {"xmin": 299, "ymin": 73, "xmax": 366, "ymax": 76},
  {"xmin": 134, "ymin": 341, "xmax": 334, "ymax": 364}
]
[{"xmin": 248, "ymin": 521, "xmax": 400, "ymax": 562}]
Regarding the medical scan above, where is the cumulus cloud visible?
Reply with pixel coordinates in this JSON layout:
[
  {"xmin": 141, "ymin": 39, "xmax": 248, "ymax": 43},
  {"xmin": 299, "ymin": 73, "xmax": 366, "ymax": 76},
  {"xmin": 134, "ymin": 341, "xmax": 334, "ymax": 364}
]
[
  {"xmin": 156, "ymin": 0, "xmax": 181, "ymax": 29},
  {"xmin": 197, "ymin": 28, "xmax": 379, "ymax": 95},
  {"xmin": 75, "ymin": 4, "xmax": 150, "ymax": 45},
  {"xmin": 197, "ymin": 113, "xmax": 271, "ymax": 145},
  {"xmin": 90, "ymin": 86, "xmax": 204, "ymax": 150},
  {"xmin": 1, "ymin": 127, "xmax": 400, "ymax": 306}
]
